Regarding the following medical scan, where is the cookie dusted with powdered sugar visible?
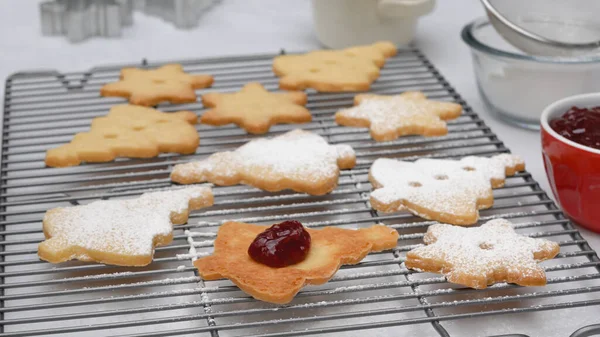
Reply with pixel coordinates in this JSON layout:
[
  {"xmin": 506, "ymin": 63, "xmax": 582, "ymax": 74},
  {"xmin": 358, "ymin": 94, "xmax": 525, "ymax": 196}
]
[
  {"xmin": 171, "ymin": 129, "xmax": 356, "ymax": 195},
  {"xmin": 38, "ymin": 186, "xmax": 213, "ymax": 266},
  {"xmin": 369, "ymin": 154, "xmax": 525, "ymax": 225},
  {"xmin": 405, "ymin": 219, "xmax": 560, "ymax": 288},
  {"xmin": 335, "ymin": 91, "xmax": 462, "ymax": 141}
]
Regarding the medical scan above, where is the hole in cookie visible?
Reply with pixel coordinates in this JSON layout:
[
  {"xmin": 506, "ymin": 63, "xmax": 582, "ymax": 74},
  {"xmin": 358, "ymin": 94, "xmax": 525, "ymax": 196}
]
[
  {"xmin": 479, "ymin": 242, "xmax": 494, "ymax": 250},
  {"xmin": 156, "ymin": 119, "xmax": 169, "ymax": 123},
  {"xmin": 132, "ymin": 126, "xmax": 145, "ymax": 131},
  {"xmin": 463, "ymin": 166, "xmax": 476, "ymax": 171},
  {"xmin": 434, "ymin": 175, "xmax": 448, "ymax": 180},
  {"xmin": 152, "ymin": 79, "xmax": 166, "ymax": 84},
  {"xmin": 408, "ymin": 182, "xmax": 422, "ymax": 187},
  {"xmin": 104, "ymin": 134, "xmax": 118, "ymax": 139},
  {"xmin": 309, "ymin": 68, "xmax": 320, "ymax": 73}
]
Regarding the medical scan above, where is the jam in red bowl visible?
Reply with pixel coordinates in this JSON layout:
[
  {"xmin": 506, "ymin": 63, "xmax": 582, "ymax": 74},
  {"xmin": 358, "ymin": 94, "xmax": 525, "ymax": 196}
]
[{"xmin": 541, "ymin": 93, "xmax": 600, "ymax": 232}]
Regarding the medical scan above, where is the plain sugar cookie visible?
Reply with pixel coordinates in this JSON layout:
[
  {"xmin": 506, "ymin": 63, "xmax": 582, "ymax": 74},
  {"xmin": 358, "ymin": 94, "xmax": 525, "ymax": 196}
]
[
  {"xmin": 100, "ymin": 64, "xmax": 213, "ymax": 106},
  {"xmin": 200, "ymin": 82, "xmax": 311, "ymax": 134},
  {"xmin": 45, "ymin": 104, "xmax": 199, "ymax": 167},
  {"xmin": 273, "ymin": 41, "xmax": 397, "ymax": 92}
]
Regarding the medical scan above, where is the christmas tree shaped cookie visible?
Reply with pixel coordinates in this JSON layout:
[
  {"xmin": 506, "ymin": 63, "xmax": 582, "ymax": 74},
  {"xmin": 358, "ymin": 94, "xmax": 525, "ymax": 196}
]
[
  {"xmin": 45, "ymin": 104, "xmax": 199, "ymax": 167},
  {"xmin": 273, "ymin": 41, "xmax": 397, "ymax": 92}
]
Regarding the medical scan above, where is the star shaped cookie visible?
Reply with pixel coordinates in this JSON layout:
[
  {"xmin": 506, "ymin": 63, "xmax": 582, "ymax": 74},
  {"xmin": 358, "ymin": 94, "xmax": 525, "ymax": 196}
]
[
  {"xmin": 405, "ymin": 219, "xmax": 560, "ymax": 289},
  {"xmin": 100, "ymin": 64, "xmax": 213, "ymax": 106},
  {"xmin": 369, "ymin": 154, "xmax": 525, "ymax": 225},
  {"xmin": 196, "ymin": 221, "xmax": 399, "ymax": 304},
  {"xmin": 335, "ymin": 91, "xmax": 463, "ymax": 141},
  {"xmin": 171, "ymin": 129, "xmax": 356, "ymax": 195},
  {"xmin": 38, "ymin": 186, "xmax": 214, "ymax": 266},
  {"xmin": 273, "ymin": 41, "xmax": 397, "ymax": 92},
  {"xmin": 45, "ymin": 104, "xmax": 200, "ymax": 167},
  {"xmin": 200, "ymin": 82, "xmax": 311, "ymax": 134}
]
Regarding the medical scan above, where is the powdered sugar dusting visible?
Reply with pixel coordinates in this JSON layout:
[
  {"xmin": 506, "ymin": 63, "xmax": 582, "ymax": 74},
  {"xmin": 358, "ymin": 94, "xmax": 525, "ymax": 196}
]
[
  {"xmin": 336, "ymin": 92, "xmax": 462, "ymax": 139},
  {"xmin": 41, "ymin": 186, "xmax": 213, "ymax": 259},
  {"xmin": 172, "ymin": 129, "xmax": 355, "ymax": 190},
  {"xmin": 369, "ymin": 154, "xmax": 524, "ymax": 221},
  {"xmin": 406, "ymin": 219, "xmax": 560, "ymax": 288}
]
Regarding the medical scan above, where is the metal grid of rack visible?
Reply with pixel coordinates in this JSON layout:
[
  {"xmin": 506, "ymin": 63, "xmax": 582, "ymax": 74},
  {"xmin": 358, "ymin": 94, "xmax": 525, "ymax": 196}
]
[{"xmin": 2, "ymin": 47, "xmax": 600, "ymax": 337}]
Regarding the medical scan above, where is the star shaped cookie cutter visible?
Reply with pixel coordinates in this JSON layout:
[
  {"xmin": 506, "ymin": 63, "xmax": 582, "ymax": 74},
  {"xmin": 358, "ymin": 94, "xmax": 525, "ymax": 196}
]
[
  {"xmin": 40, "ymin": 0, "xmax": 219, "ymax": 43},
  {"xmin": 40, "ymin": 0, "xmax": 134, "ymax": 43}
]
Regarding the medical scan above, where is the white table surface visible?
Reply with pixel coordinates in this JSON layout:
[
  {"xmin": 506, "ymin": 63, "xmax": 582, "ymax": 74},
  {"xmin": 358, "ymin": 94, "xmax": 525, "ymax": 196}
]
[{"xmin": 0, "ymin": 0, "xmax": 598, "ymax": 247}]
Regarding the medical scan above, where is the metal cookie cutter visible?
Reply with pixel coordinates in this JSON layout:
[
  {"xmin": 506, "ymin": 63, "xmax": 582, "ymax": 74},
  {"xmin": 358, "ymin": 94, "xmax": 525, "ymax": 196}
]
[
  {"xmin": 136, "ymin": 0, "xmax": 218, "ymax": 29},
  {"xmin": 40, "ymin": 0, "xmax": 134, "ymax": 43}
]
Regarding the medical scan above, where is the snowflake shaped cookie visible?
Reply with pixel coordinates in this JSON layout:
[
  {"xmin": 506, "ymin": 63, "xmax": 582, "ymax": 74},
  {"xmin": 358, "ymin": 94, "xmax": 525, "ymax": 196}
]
[
  {"xmin": 101, "ymin": 64, "xmax": 213, "ymax": 106},
  {"xmin": 273, "ymin": 41, "xmax": 397, "ymax": 92},
  {"xmin": 369, "ymin": 154, "xmax": 525, "ymax": 225},
  {"xmin": 335, "ymin": 91, "xmax": 463, "ymax": 141},
  {"xmin": 405, "ymin": 219, "xmax": 560, "ymax": 288},
  {"xmin": 45, "ymin": 104, "xmax": 200, "ymax": 167},
  {"xmin": 171, "ymin": 129, "xmax": 356, "ymax": 195},
  {"xmin": 196, "ymin": 221, "xmax": 399, "ymax": 304},
  {"xmin": 38, "ymin": 186, "xmax": 214, "ymax": 266},
  {"xmin": 200, "ymin": 82, "xmax": 311, "ymax": 134}
]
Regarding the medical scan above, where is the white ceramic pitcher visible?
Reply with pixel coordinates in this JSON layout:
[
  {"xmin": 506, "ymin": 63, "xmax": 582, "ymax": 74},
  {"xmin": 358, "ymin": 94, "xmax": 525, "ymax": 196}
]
[{"xmin": 312, "ymin": 0, "xmax": 435, "ymax": 48}]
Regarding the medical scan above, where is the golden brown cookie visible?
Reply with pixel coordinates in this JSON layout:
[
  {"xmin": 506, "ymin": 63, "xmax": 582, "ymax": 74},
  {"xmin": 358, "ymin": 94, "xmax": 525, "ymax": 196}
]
[
  {"xmin": 171, "ymin": 129, "xmax": 356, "ymax": 195},
  {"xmin": 195, "ymin": 221, "xmax": 399, "ymax": 304},
  {"xmin": 405, "ymin": 219, "xmax": 560, "ymax": 289},
  {"xmin": 100, "ymin": 64, "xmax": 213, "ymax": 106},
  {"xmin": 39, "ymin": 186, "xmax": 214, "ymax": 267},
  {"xmin": 335, "ymin": 91, "xmax": 463, "ymax": 141},
  {"xmin": 200, "ymin": 82, "xmax": 311, "ymax": 134},
  {"xmin": 45, "ymin": 104, "xmax": 199, "ymax": 167},
  {"xmin": 369, "ymin": 154, "xmax": 525, "ymax": 225},
  {"xmin": 272, "ymin": 41, "xmax": 397, "ymax": 92}
]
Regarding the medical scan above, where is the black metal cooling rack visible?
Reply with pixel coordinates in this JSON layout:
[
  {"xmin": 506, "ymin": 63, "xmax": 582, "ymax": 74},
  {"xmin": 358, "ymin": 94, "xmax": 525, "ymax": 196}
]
[{"xmin": 2, "ymin": 47, "xmax": 600, "ymax": 337}]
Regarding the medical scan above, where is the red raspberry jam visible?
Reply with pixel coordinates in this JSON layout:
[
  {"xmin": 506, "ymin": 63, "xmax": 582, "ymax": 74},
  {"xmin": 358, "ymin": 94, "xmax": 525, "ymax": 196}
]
[
  {"xmin": 550, "ymin": 106, "xmax": 600, "ymax": 150},
  {"xmin": 248, "ymin": 220, "xmax": 311, "ymax": 268}
]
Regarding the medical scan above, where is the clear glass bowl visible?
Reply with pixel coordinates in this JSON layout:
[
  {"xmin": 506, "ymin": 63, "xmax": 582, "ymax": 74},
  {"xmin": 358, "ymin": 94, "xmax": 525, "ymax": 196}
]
[{"xmin": 461, "ymin": 18, "xmax": 600, "ymax": 130}]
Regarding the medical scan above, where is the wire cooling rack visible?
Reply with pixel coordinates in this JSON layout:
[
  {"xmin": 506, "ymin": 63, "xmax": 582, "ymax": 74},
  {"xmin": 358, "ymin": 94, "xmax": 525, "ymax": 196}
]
[{"xmin": 2, "ymin": 47, "xmax": 600, "ymax": 337}]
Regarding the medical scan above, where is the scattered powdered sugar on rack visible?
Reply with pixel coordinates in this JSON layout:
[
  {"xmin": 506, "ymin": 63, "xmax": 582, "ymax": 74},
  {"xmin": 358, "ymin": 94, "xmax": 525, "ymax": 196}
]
[
  {"xmin": 192, "ymin": 239, "xmax": 215, "ymax": 247},
  {"xmin": 171, "ymin": 129, "xmax": 355, "ymax": 192},
  {"xmin": 82, "ymin": 276, "xmax": 201, "ymax": 291},
  {"xmin": 183, "ymin": 230, "xmax": 216, "ymax": 238},
  {"xmin": 369, "ymin": 154, "xmax": 524, "ymax": 224},
  {"xmin": 39, "ymin": 186, "xmax": 213, "ymax": 261},
  {"xmin": 181, "ymin": 229, "xmax": 214, "ymax": 262},
  {"xmin": 405, "ymin": 219, "xmax": 561, "ymax": 289},
  {"xmin": 80, "ymin": 271, "xmax": 136, "ymax": 280}
]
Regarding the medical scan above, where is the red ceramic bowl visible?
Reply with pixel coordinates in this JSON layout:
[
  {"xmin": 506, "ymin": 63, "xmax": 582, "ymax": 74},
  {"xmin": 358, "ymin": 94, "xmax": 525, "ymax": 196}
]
[{"xmin": 541, "ymin": 93, "xmax": 600, "ymax": 232}]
